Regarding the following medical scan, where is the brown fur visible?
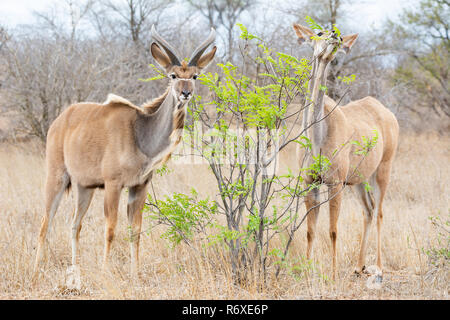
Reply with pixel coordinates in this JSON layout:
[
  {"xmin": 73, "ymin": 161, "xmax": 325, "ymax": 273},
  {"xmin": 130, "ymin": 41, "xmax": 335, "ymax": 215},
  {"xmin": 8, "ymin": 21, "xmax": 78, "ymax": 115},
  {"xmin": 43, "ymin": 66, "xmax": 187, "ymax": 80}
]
[
  {"xmin": 171, "ymin": 61, "xmax": 197, "ymax": 78},
  {"xmin": 32, "ymin": 98, "xmax": 182, "ymax": 282},
  {"xmin": 33, "ymin": 28, "xmax": 217, "ymax": 281},
  {"xmin": 294, "ymin": 24, "xmax": 399, "ymax": 279}
]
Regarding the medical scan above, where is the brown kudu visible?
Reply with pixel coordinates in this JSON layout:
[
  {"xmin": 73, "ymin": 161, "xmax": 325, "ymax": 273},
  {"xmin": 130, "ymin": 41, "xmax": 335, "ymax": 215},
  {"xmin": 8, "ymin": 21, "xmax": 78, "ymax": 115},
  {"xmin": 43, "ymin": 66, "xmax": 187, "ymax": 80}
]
[
  {"xmin": 33, "ymin": 26, "xmax": 217, "ymax": 280},
  {"xmin": 293, "ymin": 23, "xmax": 399, "ymax": 280}
]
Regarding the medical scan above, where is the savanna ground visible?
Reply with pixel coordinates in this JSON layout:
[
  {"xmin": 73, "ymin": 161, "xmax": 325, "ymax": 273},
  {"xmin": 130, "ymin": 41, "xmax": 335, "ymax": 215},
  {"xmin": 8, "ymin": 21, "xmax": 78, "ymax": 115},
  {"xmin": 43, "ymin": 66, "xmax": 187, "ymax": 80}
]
[{"xmin": 0, "ymin": 131, "xmax": 448, "ymax": 299}]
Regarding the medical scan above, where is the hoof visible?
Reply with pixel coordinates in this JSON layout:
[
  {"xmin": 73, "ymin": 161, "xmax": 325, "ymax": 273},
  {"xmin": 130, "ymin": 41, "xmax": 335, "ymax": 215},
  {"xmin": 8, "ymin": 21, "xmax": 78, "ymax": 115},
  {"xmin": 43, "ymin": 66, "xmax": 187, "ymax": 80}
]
[
  {"xmin": 66, "ymin": 265, "xmax": 81, "ymax": 290},
  {"xmin": 353, "ymin": 265, "xmax": 367, "ymax": 276}
]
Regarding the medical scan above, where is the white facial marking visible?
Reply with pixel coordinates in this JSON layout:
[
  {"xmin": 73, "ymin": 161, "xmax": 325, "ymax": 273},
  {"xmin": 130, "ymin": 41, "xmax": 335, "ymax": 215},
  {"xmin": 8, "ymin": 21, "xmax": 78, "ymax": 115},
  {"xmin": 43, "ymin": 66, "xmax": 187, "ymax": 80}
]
[
  {"xmin": 170, "ymin": 78, "xmax": 195, "ymax": 103},
  {"xmin": 171, "ymin": 84, "xmax": 178, "ymax": 100}
]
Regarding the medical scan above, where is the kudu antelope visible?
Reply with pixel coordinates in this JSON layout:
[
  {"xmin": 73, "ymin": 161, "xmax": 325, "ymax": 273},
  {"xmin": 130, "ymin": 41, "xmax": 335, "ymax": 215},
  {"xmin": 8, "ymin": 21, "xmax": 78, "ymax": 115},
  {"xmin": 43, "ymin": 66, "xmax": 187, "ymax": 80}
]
[
  {"xmin": 293, "ymin": 24, "xmax": 399, "ymax": 279},
  {"xmin": 33, "ymin": 26, "xmax": 217, "ymax": 278}
]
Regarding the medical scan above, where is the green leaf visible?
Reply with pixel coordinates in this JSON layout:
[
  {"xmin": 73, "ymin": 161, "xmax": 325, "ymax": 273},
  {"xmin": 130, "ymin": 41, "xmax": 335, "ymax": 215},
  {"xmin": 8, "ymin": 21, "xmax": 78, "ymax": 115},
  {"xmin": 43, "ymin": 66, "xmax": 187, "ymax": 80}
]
[{"xmin": 305, "ymin": 16, "xmax": 323, "ymax": 31}]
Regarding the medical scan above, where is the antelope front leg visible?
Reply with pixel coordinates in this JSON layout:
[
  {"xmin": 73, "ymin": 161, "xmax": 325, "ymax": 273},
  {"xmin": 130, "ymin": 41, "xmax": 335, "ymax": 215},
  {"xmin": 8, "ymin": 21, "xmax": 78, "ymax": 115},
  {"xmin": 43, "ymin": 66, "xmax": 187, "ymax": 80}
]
[
  {"xmin": 102, "ymin": 182, "xmax": 121, "ymax": 271},
  {"xmin": 127, "ymin": 181, "xmax": 149, "ymax": 278},
  {"xmin": 328, "ymin": 183, "xmax": 343, "ymax": 281},
  {"xmin": 305, "ymin": 187, "xmax": 320, "ymax": 261}
]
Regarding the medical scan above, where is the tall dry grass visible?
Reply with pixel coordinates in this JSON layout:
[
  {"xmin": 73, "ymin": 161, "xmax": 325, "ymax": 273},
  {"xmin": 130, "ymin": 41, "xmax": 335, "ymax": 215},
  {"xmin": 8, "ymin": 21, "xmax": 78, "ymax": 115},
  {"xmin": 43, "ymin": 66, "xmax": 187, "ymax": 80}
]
[{"xmin": 0, "ymin": 132, "xmax": 448, "ymax": 299}]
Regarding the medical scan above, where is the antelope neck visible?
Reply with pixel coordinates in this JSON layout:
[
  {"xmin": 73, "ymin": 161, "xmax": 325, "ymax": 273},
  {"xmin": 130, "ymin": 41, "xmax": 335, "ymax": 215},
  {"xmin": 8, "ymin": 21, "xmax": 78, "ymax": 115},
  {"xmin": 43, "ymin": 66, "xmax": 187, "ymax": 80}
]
[
  {"xmin": 134, "ymin": 92, "xmax": 181, "ymax": 159},
  {"xmin": 304, "ymin": 57, "xmax": 330, "ymax": 156}
]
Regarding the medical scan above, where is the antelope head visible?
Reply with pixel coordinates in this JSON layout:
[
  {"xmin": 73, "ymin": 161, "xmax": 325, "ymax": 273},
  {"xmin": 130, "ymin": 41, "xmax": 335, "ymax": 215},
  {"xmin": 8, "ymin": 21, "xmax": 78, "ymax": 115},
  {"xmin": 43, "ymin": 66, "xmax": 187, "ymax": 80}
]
[
  {"xmin": 150, "ymin": 25, "xmax": 217, "ymax": 104},
  {"xmin": 293, "ymin": 23, "xmax": 358, "ymax": 63}
]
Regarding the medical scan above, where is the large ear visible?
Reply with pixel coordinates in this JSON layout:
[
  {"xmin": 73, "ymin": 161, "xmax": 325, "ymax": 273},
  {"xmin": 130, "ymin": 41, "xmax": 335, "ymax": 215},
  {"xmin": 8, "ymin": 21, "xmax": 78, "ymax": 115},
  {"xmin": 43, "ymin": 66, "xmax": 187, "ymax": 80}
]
[
  {"xmin": 197, "ymin": 46, "xmax": 217, "ymax": 70},
  {"xmin": 151, "ymin": 42, "xmax": 172, "ymax": 71},
  {"xmin": 293, "ymin": 23, "xmax": 315, "ymax": 45},
  {"xmin": 339, "ymin": 34, "xmax": 358, "ymax": 54},
  {"xmin": 151, "ymin": 25, "xmax": 181, "ymax": 67}
]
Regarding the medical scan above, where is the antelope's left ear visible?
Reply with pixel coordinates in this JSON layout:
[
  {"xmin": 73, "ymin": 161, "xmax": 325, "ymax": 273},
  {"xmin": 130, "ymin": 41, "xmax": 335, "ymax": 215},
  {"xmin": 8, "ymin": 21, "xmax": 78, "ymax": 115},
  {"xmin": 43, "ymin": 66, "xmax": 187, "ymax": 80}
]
[
  {"xmin": 197, "ymin": 46, "xmax": 217, "ymax": 71},
  {"xmin": 293, "ymin": 23, "xmax": 315, "ymax": 46},
  {"xmin": 338, "ymin": 34, "xmax": 358, "ymax": 54}
]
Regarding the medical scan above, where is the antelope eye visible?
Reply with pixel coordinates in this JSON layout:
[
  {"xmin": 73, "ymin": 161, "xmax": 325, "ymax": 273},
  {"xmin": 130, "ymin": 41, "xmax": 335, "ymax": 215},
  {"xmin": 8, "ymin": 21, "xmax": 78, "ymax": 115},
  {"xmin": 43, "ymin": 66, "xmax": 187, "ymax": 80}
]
[
  {"xmin": 317, "ymin": 32, "xmax": 323, "ymax": 37},
  {"xmin": 170, "ymin": 74, "xmax": 176, "ymax": 79},
  {"xmin": 193, "ymin": 74, "xmax": 198, "ymax": 80}
]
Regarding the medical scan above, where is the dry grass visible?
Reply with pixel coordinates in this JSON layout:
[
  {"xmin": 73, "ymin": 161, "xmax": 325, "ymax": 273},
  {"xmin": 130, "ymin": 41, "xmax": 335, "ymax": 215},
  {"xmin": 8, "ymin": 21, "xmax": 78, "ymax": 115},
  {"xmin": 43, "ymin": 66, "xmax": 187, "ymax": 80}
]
[{"xmin": 0, "ymin": 131, "xmax": 448, "ymax": 300}]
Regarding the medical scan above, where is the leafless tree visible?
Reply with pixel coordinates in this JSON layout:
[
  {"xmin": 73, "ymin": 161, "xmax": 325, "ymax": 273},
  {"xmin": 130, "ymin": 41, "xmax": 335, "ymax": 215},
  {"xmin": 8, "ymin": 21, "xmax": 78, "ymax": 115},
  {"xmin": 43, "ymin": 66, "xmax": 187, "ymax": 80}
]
[
  {"xmin": 0, "ymin": 26, "xmax": 9, "ymax": 52},
  {"xmin": 33, "ymin": 0, "xmax": 94, "ymax": 42},
  {"xmin": 187, "ymin": 0, "xmax": 254, "ymax": 62},
  {"xmin": 98, "ymin": 0, "xmax": 173, "ymax": 45},
  {"xmin": 0, "ymin": 0, "xmax": 444, "ymax": 141}
]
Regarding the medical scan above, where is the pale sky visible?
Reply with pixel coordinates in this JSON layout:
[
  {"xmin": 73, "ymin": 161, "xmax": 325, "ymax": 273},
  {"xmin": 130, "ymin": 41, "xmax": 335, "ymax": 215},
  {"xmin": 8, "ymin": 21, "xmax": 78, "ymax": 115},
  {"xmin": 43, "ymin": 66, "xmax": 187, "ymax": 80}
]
[
  {"xmin": 347, "ymin": 0, "xmax": 416, "ymax": 29},
  {"xmin": 0, "ymin": 0, "xmax": 51, "ymax": 27},
  {"xmin": 0, "ymin": 0, "xmax": 416, "ymax": 30}
]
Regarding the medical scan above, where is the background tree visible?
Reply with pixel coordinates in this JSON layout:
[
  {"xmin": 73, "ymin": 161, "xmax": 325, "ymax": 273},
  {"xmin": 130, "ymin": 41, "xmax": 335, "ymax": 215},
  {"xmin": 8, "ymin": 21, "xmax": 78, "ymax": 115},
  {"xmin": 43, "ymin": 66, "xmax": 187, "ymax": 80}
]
[
  {"xmin": 0, "ymin": 0, "xmax": 171, "ymax": 142},
  {"xmin": 0, "ymin": 26, "xmax": 9, "ymax": 52},
  {"xmin": 186, "ymin": 0, "xmax": 253, "ymax": 62},
  {"xmin": 389, "ymin": 0, "xmax": 449, "ymax": 120},
  {"xmin": 0, "ymin": 0, "xmax": 447, "ymax": 141},
  {"xmin": 98, "ymin": 0, "xmax": 173, "ymax": 46}
]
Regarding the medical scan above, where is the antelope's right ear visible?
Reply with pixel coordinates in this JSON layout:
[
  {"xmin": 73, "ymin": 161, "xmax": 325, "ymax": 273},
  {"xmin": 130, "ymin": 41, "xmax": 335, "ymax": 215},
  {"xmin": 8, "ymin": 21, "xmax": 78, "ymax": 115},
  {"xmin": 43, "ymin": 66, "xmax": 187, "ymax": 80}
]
[
  {"xmin": 338, "ymin": 34, "xmax": 358, "ymax": 54},
  {"xmin": 196, "ymin": 46, "xmax": 217, "ymax": 70},
  {"xmin": 151, "ymin": 42, "xmax": 172, "ymax": 72},
  {"xmin": 293, "ymin": 23, "xmax": 315, "ymax": 46}
]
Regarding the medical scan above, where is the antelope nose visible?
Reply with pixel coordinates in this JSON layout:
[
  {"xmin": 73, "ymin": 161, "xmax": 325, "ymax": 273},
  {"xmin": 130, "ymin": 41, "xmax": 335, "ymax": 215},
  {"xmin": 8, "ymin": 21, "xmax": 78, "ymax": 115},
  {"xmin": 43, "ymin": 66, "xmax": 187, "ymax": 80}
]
[{"xmin": 182, "ymin": 90, "xmax": 191, "ymax": 98}]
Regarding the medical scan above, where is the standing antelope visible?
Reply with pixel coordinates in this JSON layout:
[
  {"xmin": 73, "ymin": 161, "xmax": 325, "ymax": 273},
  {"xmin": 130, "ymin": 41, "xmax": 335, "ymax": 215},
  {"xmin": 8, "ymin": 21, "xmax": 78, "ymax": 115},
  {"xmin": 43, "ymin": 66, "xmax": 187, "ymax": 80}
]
[
  {"xmin": 33, "ymin": 26, "xmax": 217, "ymax": 278},
  {"xmin": 292, "ymin": 23, "xmax": 399, "ymax": 279}
]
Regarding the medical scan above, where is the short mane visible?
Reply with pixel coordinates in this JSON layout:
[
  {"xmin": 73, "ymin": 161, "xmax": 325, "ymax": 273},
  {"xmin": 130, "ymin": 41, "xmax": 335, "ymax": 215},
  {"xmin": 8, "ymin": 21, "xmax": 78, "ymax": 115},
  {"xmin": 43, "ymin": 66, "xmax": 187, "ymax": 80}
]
[
  {"xmin": 141, "ymin": 87, "xmax": 170, "ymax": 115},
  {"xmin": 103, "ymin": 87, "xmax": 170, "ymax": 115},
  {"xmin": 103, "ymin": 94, "xmax": 143, "ymax": 112}
]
